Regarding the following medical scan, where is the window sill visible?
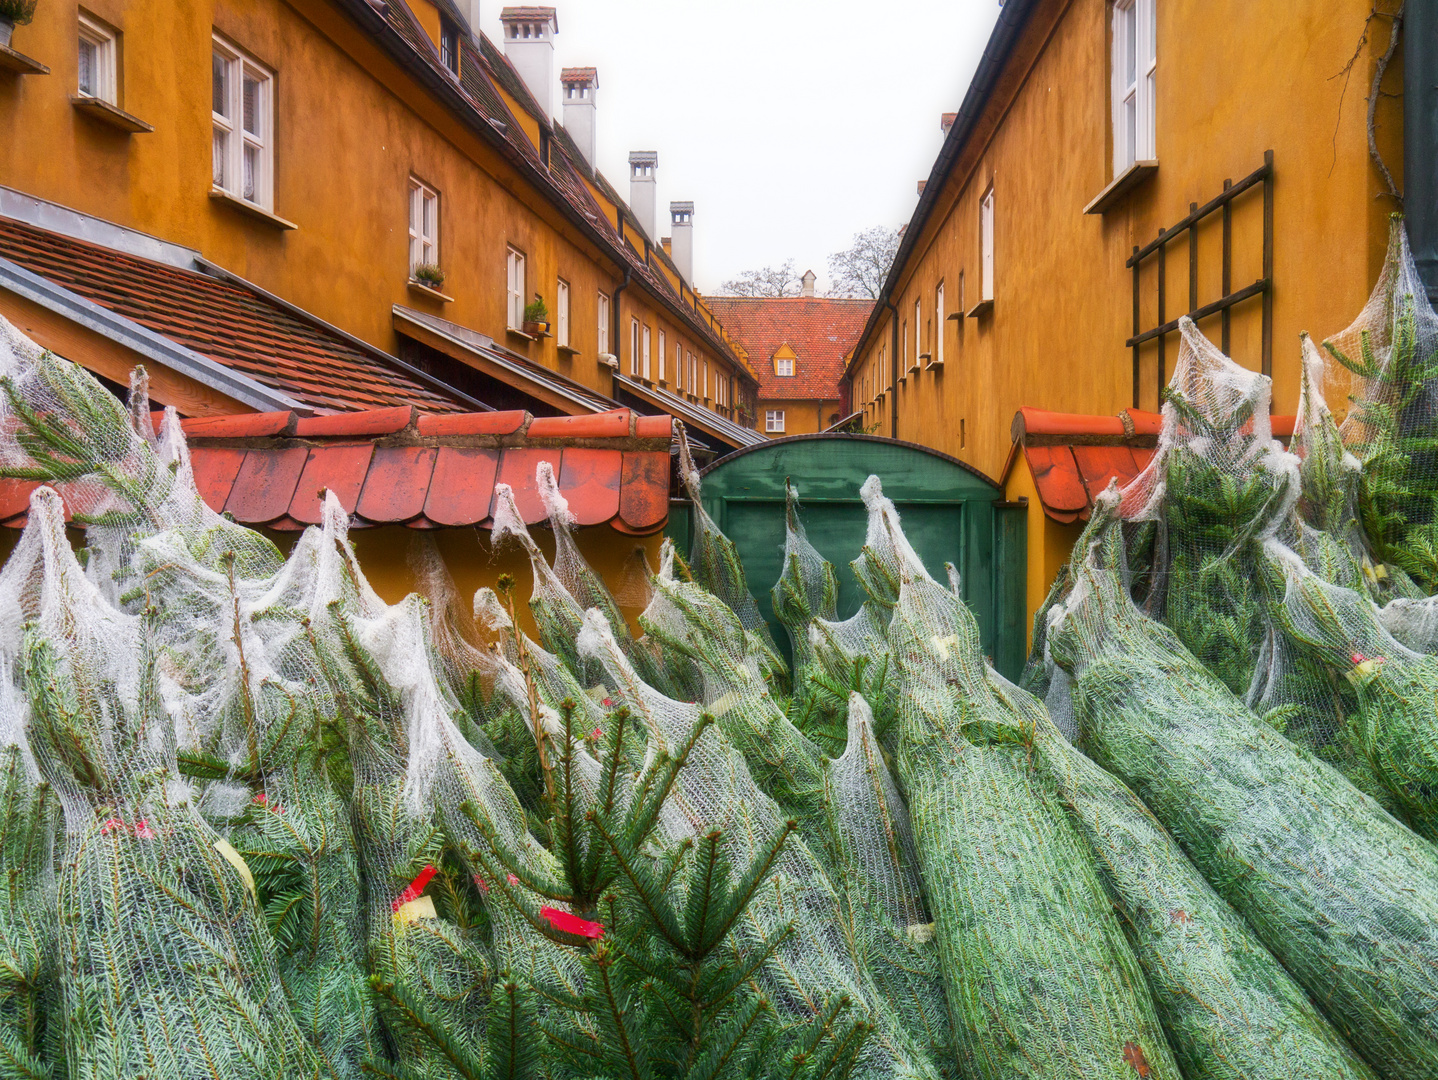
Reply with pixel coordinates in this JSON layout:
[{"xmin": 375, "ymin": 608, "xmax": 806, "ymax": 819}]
[
  {"xmin": 556, "ymin": 344, "xmax": 580, "ymax": 356},
  {"xmin": 71, "ymin": 95, "xmax": 153, "ymax": 133},
  {"xmin": 0, "ymin": 42, "xmax": 48, "ymax": 75},
  {"xmin": 1083, "ymin": 159, "xmax": 1158, "ymax": 215},
  {"xmin": 924, "ymin": 357, "xmax": 945, "ymax": 370},
  {"xmin": 946, "ymin": 311, "xmax": 964, "ymax": 322},
  {"xmin": 506, "ymin": 327, "xmax": 536, "ymax": 342},
  {"xmin": 407, "ymin": 280, "xmax": 453, "ymax": 303},
  {"xmin": 966, "ymin": 299, "xmax": 993, "ymax": 319},
  {"xmin": 209, "ymin": 188, "xmax": 297, "ymax": 230}
]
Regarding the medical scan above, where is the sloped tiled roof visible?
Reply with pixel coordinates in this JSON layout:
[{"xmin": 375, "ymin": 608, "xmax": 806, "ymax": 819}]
[
  {"xmin": 0, "ymin": 406, "xmax": 674, "ymax": 534},
  {"xmin": 706, "ymin": 297, "xmax": 871, "ymax": 401},
  {"xmin": 1011, "ymin": 406, "xmax": 1296, "ymax": 523},
  {"xmin": 0, "ymin": 215, "xmax": 471, "ymax": 415}
]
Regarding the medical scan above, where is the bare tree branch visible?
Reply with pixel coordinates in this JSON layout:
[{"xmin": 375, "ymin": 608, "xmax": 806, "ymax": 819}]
[
  {"xmin": 826, "ymin": 227, "xmax": 900, "ymax": 300},
  {"xmin": 716, "ymin": 260, "xmax": 803, "ymax": 297}
]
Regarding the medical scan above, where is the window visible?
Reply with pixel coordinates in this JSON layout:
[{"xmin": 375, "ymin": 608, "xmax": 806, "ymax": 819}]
[
  {"xmin": 776, "ymin": 354, "xmax": 794, "ymax": 377},
  {"xmin": 642, "ymin": 325, "xmax": 652, "ymax": 380},
  {"xmin": 901, "ymin": 322, "xmax": 909, "ymax": 375},
  {"xmin": 675, "ymin": 341, "xmax": 683, "ymax": 387},
  {"xmin": 78, "ymin": 14, "xmax": 116, "ymax": 103},
  {"xmin": 689, "ymin": 352, "xmax": 697, "ymax": 394},
  {"xmin": 597, "ymin": 292, "xmax": 610, "ymax": 354},
  {"xmin": 658, "ymin": 330, "xmax": 667, "ymax": 381},
  {"xmin": 703, "ymin": 360, "xmax": 709, "ymax": 400},
  {"xmin": 439, "ymin": 17, "xmax": 459, "ymax": 75},
  {"xmin": 556, "ymin": 279, "xmax": 570, "ymax": 347},
  {"xmin": 980, "ymin": 188, "xmax": 995, "ymax": 302},
  {"xmin": 766, "ymin": 410, "xmax": 786, "ymax": 433},
  {"xmin": 630, "ymin": 318, "xmax": 640, "ymax": 375},
  {"xmin": 1112, "ymin": 0, "xmax": 1156, "ymax": 174},
  {"xmin": 914, "ymin": 298, "xmax": 922, "ymax": 369},
  {"xmin": 506, "ymin": 247, "xmax": 526, "ymax": 328},
  {"xmin": 212, "ymin": 36, "xmax": 274, "ymax": 209},
  {"xmin": 935, "ymin": 281, "xmax": 945, "ymax": 365},
  {"xmin": 408, "ymin": 180, "xmax": 438, "ymax": 277}
]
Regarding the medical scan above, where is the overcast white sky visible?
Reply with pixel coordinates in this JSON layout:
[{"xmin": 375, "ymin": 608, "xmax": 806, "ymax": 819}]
[{"xmin": 477, "ymin": 0, "xmax": 1001, "ymax": 294}]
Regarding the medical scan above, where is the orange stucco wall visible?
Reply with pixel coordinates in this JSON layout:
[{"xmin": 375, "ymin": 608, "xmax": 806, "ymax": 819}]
[
  {"xmin": 0, "ymin": 0, "xmax": 751, "ymax": 419},
  {"xmin": 760, "ymin": 398, "xmax": 843, "ymax": 437},
  {"xmin": 849, "ymin": 0, "xmax": 1403, "ymax": 483}
]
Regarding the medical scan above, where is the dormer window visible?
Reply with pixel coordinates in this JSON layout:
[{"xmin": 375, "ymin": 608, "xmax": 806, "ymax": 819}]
[
  {"xmin": 439, "ymin": 18, "xmax": 459, "ymax": 75},
  {"xmin": 776, "ymin": 356, "xmax": 794, "ymax": 376}
]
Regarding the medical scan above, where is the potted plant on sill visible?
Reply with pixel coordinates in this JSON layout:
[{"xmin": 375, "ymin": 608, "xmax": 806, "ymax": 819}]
[
  {"xmin": 412, "ymin": 263, "xmax": 446, "ymax": 292},
  {"xmin": 0, "ymin": 0, "xmax": 37, "ymax": 47},
  {"xmin": 522, "ymin": 296, "xmax": 550, "ymax": 338}
]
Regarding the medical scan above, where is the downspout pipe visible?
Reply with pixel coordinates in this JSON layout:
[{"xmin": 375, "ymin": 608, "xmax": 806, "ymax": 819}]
[
  {"xmin": 1408, "ymin": 0, "xmax": 1438, "ymax": 303},
  {"xmin": 884, "ymin": 298, "xmax": 900, "ymax": 441}
]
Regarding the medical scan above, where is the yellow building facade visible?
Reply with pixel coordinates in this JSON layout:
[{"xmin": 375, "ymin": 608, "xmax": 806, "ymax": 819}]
[
  {"xmin": 845, "ymin": 0, "xmax": 1407, "ymax": 626},
  {"xmin": 0, "ymin": 0, "xmax": 757, "ymax": 441}
]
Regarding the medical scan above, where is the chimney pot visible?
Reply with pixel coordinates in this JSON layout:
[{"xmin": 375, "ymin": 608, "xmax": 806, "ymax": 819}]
[
  {"xmin": 499, "ymin": 7, "xmax": 558, "ymax": 118},
  {"xmin": 629, "ymin": 151, "xmax": 658, "ymax": 239},
  {"xmin": 800, "ymin": 270, "xmax": 816, "ymax": 298},
  {"xmin": 560, "ymin": 67, "xmax": 598, "ymax": 166},
  {"xmin": 670, "ymin": 201, "xmax": 694, "ymax": 284},
  {"xmin": 941, "ymin": 111, "xmax": 957, "ymax": 136}
]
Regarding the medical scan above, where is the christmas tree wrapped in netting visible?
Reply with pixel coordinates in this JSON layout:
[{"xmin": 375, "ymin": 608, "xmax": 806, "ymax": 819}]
[
  {"xmin": 878, "ymin": 479, "xmax": 1179, "ymax": 1080},
  {"xmin": 1122, "ymin": 315, "xmax": 1299, "ymax": 695},
  {"xmin": 14, "ymin": 487, "xmax": 324, "ymax": 1078},
  {"xmin": 770, "ymin": 480, "xmax": 840, "ymax": 679},
  {"xmin": 1255, "ymin": 535, "xmax": 1438, "ymax": 840},
  {"xmin": 1004, "ymin": 506, "xmax": 1378, "ymax": 1079},
  {"xmin": 1325, "ymin": 214, "xmax": 1438, "ymax": 593},
  {"xmin": 1046, "ymin": 486, "xmax": 1438, "ymax": 1077}
]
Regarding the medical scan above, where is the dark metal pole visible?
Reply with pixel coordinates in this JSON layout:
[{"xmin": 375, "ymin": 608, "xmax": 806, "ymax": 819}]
[{"xmin": 1409, "ymin": 0, "xmax": 1438, "ymax": 303}]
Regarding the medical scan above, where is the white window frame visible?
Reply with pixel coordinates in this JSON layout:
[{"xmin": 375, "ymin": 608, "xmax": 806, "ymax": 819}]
[
  {"xmin": 408, "ymin": 179, "xmax": 438, "ymax": 277},
  {"xmin": 212, "ymin": 34, "xmax": 275, "ymax": 210},
  {"xmin": 658, "ymin": 329, "xmax": 667, "ymax": 381},
  {"xmin": 703, "ymin": 360, "xmax": 709, "ymax": 400},
  {"xmin": 642, "ymin": 325, "xmax": 652, "ymax": 380},
  {"xmin": 556, "ymin": 278, "xmax": 570, "ymax": 347},
  {"xmin": 776, "ymin": 353, "xmax": 794, "ymax": 377},
  {"xmin": 914, "ymin": 298, "xmax": 922, "ymax": 369},
  {"xmin": 78, "ymin": 14, "xmax": 117, "ymax": 104},
  {"xmin": 506, "ymin": 247, "xmax": 526, "ymax": 329},
  {"xmin": 980, "ymin": 187, "xmax": 995, "ymax": 303},
  {"xmin": 689, "ymin": 352, "xmax": 697, "ymax": 395},
  {"xmin": 765, "ymin": 409, "xmax": 785, "ymax": 433},
  {"xmin": 674, "ymin": 341, "xmax": 683, "ymax": 387},
  {"xmin": 630, "ymin": 318, "xmax": 641, "ymax": 376},
  {"xmin": 1111, "ymin": 0, "xmax": 1156, "ymax": 175},
  {"xmin": 597, "ymin": 292, "xmax": 610, "ymax": 354},
  {"xmin": 935, "ymin": 280, "xmax": 945, "ymax": 365}
]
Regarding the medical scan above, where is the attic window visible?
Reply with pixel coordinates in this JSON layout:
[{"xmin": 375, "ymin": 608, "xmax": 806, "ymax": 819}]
[
  {"xmin": 775, "ymin": 354, "xmax": 794, "ymax": 377},
  {"xmin": 439, "ymin": 18, "xmax": 459, "ymax": 75}
]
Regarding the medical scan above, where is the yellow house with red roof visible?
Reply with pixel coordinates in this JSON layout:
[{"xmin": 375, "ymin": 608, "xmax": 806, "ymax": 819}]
[
  {"xmin": 709, "ymin": 292, "xmax": 871, "ymax": 438},
  {"xmin": 0, "ymin": 0, "xmax": 761, "ymax": 456}
]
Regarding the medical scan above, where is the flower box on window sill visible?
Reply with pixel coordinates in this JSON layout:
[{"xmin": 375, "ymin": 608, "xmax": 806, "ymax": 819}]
[
  {"xmin": 209, "ymin": 188, "xmax": 297, "ymax": 230},
  {"xmin": 407, "ymin": 279, "xmax": 453, "ymax": 303},
  {"xmin": 0, "ymin": 42, "xmax": 48, "ymax": 75},
  {"xmin": 71, "ymin": 95, "xmax": 153, "ymax": 133},
  {"xmin": 522, "ymin": 320, "xmax": 550, "ymax": 338}
]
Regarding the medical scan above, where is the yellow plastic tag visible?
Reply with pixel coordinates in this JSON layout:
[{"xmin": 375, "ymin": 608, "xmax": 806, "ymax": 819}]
[
  {"xmin": 394, "ymin": 896, "xmax": 438, "ymax": 924},
  {"xmin": 930, "ymin": 635, "xmax": 958, "ymax": 660},
  {"xmin": 214, "ymin": 838, "xmax": 255, "ymax": 895},
  {"xmin": 906, "ymin": 922, "xmax": 935, "ymax": 944}
]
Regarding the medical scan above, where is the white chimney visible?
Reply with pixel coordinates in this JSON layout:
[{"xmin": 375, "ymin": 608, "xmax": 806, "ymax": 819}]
[
  {"xmin": 560, "ymin": 67, "xmax": 597, "ymax": 166},
  {"xmin": 800, "ymin": 269, "xmax": 816, "ymax": 297},
  {"xmin": 460, "ymin": 0, "xmax": 481, "ymax": 41},
  {"xmin": 629, "ymin": 151, "xmax": 657, "ymax": 239},
  {"xmin": 670, "ymin": 202, "xmax": 693, "ymax": 284},
  {"xmin": 499, "ymin": 7, "xmax": 557, "ymax": 118}
]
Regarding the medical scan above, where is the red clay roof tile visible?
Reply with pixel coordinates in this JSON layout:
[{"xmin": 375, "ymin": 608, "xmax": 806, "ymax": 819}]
[
  {"xmin": 288, "ymin": 444, "xmax": 375, "ymax": 524},
  {"xmin": 424, "ymin": 447, "xmax": 501, "ymax": 526},
  {"xmin": 183, "ymin": 412, "xmax": 294, "ymax": 438},
  {"xmin": 357, "ymin": 446, "xmax": 438, "ymax": 523},
  {"xmin": 495, "ymin": 448, "xmax": 564, "ymax": 523},
  {"xmin": 707, "ymin": 297, "xmax": 871, "ymax": 403},
  {"xmin": 1023, "ymin": 445, "xmax": 1088, "ymax": 521},
  {"xmin": 617, "ymin": 450, "xmax": 669, "ymax": 532},
  {"xmin": 527, "ymin": 410, "xmax": 630, "ymax": 439},
  {"xmin": 634, "ymin": 414, "xmax": 674, "ymax": 439},
  {"xmin": 558, "ymin": 448, "xmax": 622, "ymax": 526},
  {"xmin": 417, "ymin": 411, "xmax": 529, "ymax": 437},
  {"xmin": 188, "ymin": 447, "xmax": 248, "ymax": 512},
  {"xmin": 0, "ymin": 479, "xmax": 39, "ymax": 520},
  {"xmin": 1071, "ymin": 445, "xmax": 1149, "ymax": 509},
  {"xmin": 224, "ymin": 448, "xmax": 309, "ymax": 523},
  {"xmin": 294, "ymin": 407, "xmax": 414, "ymax": 438},
  {"xmin": 0, "ymin": 217, "xmax": 470, "ymax": 415}
]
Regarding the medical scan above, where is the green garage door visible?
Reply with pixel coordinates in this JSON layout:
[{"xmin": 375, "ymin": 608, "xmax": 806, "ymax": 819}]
[{"xmin": 672, "ymin": 434, "xmax": 1028, "ymax": 680}]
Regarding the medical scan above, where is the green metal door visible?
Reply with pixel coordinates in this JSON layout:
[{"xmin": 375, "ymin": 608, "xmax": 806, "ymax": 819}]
[{"xmin": 674, "ymin": 434, "xmax": 1028, "ymax": 680}]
